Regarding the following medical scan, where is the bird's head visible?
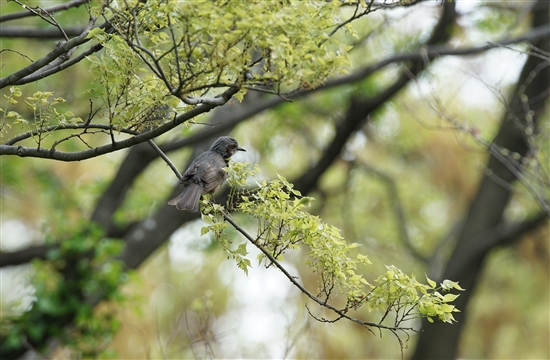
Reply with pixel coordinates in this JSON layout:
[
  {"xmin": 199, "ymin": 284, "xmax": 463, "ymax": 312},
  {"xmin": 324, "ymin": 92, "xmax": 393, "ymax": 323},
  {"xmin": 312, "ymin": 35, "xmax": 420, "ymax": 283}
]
[{"xmin": 210, "ymin": 136, "xmax": 246, "ymax": 158}]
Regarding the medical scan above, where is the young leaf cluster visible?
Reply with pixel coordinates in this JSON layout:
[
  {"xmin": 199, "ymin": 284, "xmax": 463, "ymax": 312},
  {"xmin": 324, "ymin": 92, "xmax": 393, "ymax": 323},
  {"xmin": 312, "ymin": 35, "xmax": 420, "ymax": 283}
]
[
  {"xmin": 91, "ymin": 0, "xmax": 352, "ymax": 104},
  {"xmin": 368, "ymin": 266, "xmax": 463, "ymax": 326},
  {"xmin": 85, "ymin": 32, "xmax": 177, "ymax": 130},
  {"xmin": 201, "ymin": 201, "xmax": 253, "ymax": 275},
  {"xmin": 1, "ymin": 87, "xmax": 82, "ymax": 144},
  {"xmin": 237, "ymin": 174, "xmax": 372, "ymax": 302}
]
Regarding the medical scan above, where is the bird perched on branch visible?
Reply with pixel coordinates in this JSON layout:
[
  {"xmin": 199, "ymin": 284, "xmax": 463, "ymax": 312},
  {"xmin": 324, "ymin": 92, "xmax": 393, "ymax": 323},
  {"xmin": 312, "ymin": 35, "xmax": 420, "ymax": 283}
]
[{"xmin": 168, "ymin": 136, "xmax": 246, "ymax": 212}]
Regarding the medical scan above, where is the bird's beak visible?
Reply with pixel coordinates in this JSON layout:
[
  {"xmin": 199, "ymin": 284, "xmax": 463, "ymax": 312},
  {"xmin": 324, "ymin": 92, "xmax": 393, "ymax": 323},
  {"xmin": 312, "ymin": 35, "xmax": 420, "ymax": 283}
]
[{"xmin": 238, "ymin": 146, "xmax": 246, "ymax": 152}]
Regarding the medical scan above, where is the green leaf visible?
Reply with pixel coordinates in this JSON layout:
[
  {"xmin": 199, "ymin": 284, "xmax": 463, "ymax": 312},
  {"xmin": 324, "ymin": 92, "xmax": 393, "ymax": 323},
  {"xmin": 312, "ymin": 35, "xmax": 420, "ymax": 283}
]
[
  {"xmin": 86, "ymin": 27, "xmax": 106, "ymax": 39},
  {"xmin": 426, "ymin": 274, "xmax": 437, "ymax": 289},
  {"xmin": 441, "ymin": 279, "xmax": 465, "ymax": 291},
  {"xmin": 10, "ymin": 86, "xmax": 22, "ymax": 97},
  {"xmin": 443, "ymin": 293, "xmax": 460, "ymax": 302},
  {"xmin": 236, "ymin": 243, "xmax": 248, "ymax": 256}
]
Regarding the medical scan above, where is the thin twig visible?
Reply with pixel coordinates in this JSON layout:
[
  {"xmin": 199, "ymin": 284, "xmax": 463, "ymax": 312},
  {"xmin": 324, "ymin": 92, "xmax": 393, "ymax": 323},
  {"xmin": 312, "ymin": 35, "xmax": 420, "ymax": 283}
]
[
  {"xmin": 147, "ymin": 139, "xmax": 183, "ymax": 180},
  {"xmin": 0, "ymin": 0, "xmax": 87, "ymax": 22},
  {"xmin": 353, "ymin": 161, "xmax": 428, "ymax": 263},
  {"xmin": 221, "ymin": 211, "xmax": 415, "ymax": 335},
  {"xmin": 12, "ymin": 0, "xmax": 69, "ymax": 41},
  {"xmin": 0, "ymin": 48, "xmax": 34, "ymax": 62}
]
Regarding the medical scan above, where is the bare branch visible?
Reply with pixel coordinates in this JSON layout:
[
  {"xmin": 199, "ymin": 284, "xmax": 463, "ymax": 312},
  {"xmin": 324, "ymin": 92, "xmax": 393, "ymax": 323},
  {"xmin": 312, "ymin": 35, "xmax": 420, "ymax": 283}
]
[
  {"xmin": 324, "ymin": 24, "xmax": 550, "ymax": 88},
  {"xmin": 146, "ymin": 140, "xmax": 183, "ymax": 180},
  {"xmin": 10, "ymin": 0, "xmax": 70, "ymax": 41},
  {"xmin": 13, "ymin": 43, "xmax": 104, "ymax": 85},
  {"xmin": 0, "ymin": 48, "xmax": 33, "ymax": 62},
  {"xmin": 0, "ymin": 22, "xmax": 111, "ymax": 89},
  {"xmin": 325, "ymin": 0, "xmax": 376, "ymax": 41},
  {"xmin": 354, "ymin": 161, "xmax": 429, "ymax": 263},
  {"xmin": 0, "ymin": 0, "xmax": 88, "ymax": 23},
  {"xmin": 0, "ymin": 26, "xmax": 86, "ymax": 39}
]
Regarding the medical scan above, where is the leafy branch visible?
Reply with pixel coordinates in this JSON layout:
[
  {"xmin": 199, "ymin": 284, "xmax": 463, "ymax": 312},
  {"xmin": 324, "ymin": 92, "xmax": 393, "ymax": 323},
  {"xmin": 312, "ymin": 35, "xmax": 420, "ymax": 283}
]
[
  {"xmin": 194, "ymin": 163, "xmax": 464, "ymax": 357},
  {"xmin": 144, "ymin": 142, "xmax": 464, "ymax": 349},
  {"xmin": 0, "ymin": 86, "xmax": 239, "ymax": 161}
]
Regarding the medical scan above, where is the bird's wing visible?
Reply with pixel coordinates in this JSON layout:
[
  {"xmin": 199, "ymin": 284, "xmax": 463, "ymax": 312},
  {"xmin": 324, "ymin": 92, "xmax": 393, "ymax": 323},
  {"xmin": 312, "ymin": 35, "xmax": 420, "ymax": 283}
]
[
  {"xmin": 201, "ymin": 163, "xmax": 227, "ymax": 194},
  {"xmin": 181, "ymin": 159, "xmax": 201, "ymax": 183}
]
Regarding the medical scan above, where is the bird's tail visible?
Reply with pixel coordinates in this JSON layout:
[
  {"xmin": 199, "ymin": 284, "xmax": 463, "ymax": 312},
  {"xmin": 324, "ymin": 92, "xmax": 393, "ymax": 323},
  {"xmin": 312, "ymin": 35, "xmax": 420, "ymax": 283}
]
[{"xmin": 167, "ymin": 183, "xmax": 202, "ymax": 212}]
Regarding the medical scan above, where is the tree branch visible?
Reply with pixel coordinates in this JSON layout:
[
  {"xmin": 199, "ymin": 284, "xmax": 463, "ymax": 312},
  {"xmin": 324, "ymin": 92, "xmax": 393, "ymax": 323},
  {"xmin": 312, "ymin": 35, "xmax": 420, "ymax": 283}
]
[
  {"xmin": 0, "ymin": 0, "xmax": 88, "ymax": 23},
  {"xmin": 4, "ymin": 124, "xmax": 139, "ymax": 146},
  {"xmin": 0, "ymin": 245, "xmax": 50, "ymax": 268},
  {"xmin": 12, "ymin": 43, "xmax": 104, "ymax": 85},
  {"xmin": 0, "ymin": 22, "xmax": 111, "ymax": 89},
  {"xmin": 454, "ymin": 212, "xmax": 548, "ymax": 277},
  {"xmin": 354, "ymin": 161, "xmax": 428, "ymax": 263},
  {"xmin": 322, "ymin": 23, "xmax": 550, "ymax": 89},
  {"xmin": 221, "ymin": 211, "xmax": 415, "ymax": 335},
  {"xmin": 146, "ymin": 139, "xmax": 182, "ymax": 180},
  {"xmin": 0, "ymin": 87, "xmax": 240, "ymax": 161},
  {"xmin": 412, "ymin": 2, "xmax": 550, "ymax": 358},
  {"xmin": 0, "ymin": 26, "xmax": 87, "ymax": 39}
]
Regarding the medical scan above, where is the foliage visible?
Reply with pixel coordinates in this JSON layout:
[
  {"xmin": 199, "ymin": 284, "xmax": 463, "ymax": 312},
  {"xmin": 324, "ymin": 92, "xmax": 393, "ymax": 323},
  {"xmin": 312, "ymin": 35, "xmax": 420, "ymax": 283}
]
[
  {"xmin": 82, "ymin": 0, "xmax": 352, "ymax": 129},
  {"xmin": 0, "ymin": 224, "xmax": 127, "ymax": 358},
  {"xmin": 201, "ymin": 163, "xmax": 463, "ymax": 333},
  {"xmin": 85, "ymin": 31, "xmax": 178, "ymax": 131},
  {"xmin": 0, "ymin": 0, "xmax": 365, "ymax": 355},
  {"xmin": 369, "ymin": 266, "xmax": 463, "ymax": 324},
  {"xmin": 0, "ymin": 87, "xmax": 82, "ymax": 144}
]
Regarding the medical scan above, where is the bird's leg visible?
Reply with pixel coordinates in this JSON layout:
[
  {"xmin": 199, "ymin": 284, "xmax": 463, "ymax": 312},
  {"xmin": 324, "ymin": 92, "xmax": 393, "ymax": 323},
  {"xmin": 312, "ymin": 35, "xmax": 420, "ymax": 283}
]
[{"xmin": 209, "ymin": 194, "xmax": 217, "ymax": 205}]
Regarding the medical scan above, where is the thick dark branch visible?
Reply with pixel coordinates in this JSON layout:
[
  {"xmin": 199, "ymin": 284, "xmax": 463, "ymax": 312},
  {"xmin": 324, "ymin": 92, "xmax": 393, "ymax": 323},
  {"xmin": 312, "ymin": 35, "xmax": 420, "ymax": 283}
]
[
  {"xmin": 4, "ymin": 124, "xmax": 139, "ymax": 146},
  {"xmin": 0, "ymin": 245, "xmax": 50, "ymax": 268},
  {"xmin": 0, "ymin": 87, "xmax": 239, "ymax": 161},
  {"xmin": 412, "ymin": 2, "xmax": 550, "ymax": 358},
  {"xmin": 0, "ymin": 26, "xmax": 87, "ymax": 39},
  {"xmin": 0, "ymin": 0, "xmax": 88, "ymax": 23},
  {"xmin": 454, "ymin": 212, "xmax": 548, "ymax": 276},
  {"xmin": 324, "ymin": 24, "xmax": 550, "ymax": 89},
  {"xmin": 0, "ymin": 22, "xmax": 110, "ymax": 89},
  {"xmin": 13, "ymin": 43, "xmax": 104, "ymax": 85}
]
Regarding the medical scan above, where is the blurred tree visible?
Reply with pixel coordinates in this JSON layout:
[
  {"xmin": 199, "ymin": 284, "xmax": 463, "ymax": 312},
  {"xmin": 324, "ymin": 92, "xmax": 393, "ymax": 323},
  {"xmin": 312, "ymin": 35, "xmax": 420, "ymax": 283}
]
[{"xmin": 1, "ymin": 0, "xmax": 548, "ymax": 359}]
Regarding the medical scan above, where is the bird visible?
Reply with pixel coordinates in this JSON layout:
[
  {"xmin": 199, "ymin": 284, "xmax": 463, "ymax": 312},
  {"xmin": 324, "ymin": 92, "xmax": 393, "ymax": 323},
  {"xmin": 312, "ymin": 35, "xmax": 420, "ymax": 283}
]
[{"xmin": 168, "ymin": 136, "xmax": 246, "ymax": 212}]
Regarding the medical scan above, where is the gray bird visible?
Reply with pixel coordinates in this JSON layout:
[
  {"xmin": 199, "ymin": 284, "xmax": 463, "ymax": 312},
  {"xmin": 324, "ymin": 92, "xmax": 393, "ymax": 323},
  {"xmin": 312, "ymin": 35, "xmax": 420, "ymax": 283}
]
[{"xmin": 168, "ymin": 136, "xmax": 246, "ymax": 212}]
